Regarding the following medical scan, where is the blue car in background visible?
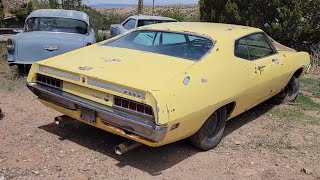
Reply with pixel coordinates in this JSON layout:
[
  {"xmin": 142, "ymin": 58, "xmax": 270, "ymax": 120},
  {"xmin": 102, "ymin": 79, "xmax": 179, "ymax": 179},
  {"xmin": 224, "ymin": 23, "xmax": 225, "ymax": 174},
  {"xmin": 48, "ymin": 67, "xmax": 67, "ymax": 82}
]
[{"xmin": 7, "ymin": 9, "xmax": 96, "ymax": 71}]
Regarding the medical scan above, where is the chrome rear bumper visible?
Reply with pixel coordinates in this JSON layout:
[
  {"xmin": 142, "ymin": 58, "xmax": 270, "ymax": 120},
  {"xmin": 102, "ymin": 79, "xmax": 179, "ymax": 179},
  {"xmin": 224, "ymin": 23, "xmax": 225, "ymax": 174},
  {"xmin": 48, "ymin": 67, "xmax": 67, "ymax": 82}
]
[{"xmin": 26, "ymin": 82, "xmax": 167, "ymax": 142}]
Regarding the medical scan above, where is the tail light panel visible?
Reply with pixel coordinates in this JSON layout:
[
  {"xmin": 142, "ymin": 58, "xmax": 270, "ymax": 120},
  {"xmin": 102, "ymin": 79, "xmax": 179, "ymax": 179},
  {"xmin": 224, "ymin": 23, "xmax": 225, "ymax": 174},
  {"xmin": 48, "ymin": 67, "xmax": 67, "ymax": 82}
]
[
  {"xmin": 7, "ymin": 39, "xmax": 14, "ymax": 50},
  {"xmin": 114, "ymin": 96, "xmax": 154, "ymax": 118}
]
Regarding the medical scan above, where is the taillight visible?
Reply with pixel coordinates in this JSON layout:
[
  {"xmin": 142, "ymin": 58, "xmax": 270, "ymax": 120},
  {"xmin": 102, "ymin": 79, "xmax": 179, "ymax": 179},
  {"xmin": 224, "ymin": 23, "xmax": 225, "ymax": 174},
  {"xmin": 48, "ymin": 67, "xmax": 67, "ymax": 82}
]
[
  {"xmin": 7, "ymin": 39, "xmax": 14, "ymax": 50},
  {"xmin": 114, "ymin": 96, "xmax": 154, "ymax": 117}
]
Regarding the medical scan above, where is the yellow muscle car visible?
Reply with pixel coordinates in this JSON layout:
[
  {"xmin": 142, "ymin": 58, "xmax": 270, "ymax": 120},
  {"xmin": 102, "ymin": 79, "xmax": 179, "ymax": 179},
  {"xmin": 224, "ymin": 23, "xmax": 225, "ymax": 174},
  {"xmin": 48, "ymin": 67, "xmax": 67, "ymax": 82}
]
[{"xmin": 27, "ymin": 22, "xmax": 310, "ymax": 151}]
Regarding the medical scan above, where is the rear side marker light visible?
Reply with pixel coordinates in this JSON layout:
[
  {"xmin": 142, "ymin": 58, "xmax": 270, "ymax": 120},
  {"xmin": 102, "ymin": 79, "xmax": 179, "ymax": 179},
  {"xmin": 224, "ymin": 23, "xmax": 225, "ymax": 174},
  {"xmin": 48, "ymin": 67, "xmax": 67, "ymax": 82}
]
[{"xmin": 170, "ymin": 123, "xmax": 180, "ymax": 131}]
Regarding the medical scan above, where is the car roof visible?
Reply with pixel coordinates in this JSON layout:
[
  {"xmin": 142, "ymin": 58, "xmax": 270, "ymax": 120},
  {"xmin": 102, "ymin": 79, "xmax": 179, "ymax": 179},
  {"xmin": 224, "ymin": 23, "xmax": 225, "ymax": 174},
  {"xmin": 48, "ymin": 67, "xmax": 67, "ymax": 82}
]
[
  {"xmin": 129, "ymin": 15, "xmax": 177, "ymax": 21},
  {"xmin": 27, "ymin": 9, "xmax": 90, "ymax": 25},
  {"xmin": 139, "ymin": 22, "xmax": 263, "ymax": 41}
]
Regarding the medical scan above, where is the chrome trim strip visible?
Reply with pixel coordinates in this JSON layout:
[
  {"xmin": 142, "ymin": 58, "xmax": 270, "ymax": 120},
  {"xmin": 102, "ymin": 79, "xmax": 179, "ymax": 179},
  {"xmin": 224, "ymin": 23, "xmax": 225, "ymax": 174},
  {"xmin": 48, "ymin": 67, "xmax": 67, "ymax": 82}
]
[
  {"xmin": 39, "ymin": 66, "xmax": 80, "ymax": 81},
  {"xmin": 87, "ymin": 78, "xmax": 145, "ymax": 99},
  {"xmin": 26, "ymin": 82, "xmax": 166, "ymax": 142}
]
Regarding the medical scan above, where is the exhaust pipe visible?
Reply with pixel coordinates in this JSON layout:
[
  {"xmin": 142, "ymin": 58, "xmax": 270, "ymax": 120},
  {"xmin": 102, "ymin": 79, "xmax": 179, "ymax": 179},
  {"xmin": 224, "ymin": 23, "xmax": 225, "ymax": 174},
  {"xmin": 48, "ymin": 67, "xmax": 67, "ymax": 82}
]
[
  {"xmin": 54, "ymin": 115, "xmax": 70, "ymax": 125},
  {"xmin": 115, "ymin": 141, "xmax": 141, "ymax": 155}
]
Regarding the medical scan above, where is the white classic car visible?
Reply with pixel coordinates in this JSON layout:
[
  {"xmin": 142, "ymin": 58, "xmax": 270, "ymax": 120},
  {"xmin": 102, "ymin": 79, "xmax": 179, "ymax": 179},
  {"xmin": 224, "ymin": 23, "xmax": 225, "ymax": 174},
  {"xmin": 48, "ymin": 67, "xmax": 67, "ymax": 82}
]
[{"xmin": 110, "ymin": 15, "xmax": 177, "ymax": 37}]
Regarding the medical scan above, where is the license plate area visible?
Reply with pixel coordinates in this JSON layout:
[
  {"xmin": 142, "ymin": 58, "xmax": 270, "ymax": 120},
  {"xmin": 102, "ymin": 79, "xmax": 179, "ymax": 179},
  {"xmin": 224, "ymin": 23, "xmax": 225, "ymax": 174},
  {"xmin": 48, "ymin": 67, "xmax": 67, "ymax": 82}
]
[{"xmin": 80, "ymin": 107, "xmax": 96, "ymax": 124}]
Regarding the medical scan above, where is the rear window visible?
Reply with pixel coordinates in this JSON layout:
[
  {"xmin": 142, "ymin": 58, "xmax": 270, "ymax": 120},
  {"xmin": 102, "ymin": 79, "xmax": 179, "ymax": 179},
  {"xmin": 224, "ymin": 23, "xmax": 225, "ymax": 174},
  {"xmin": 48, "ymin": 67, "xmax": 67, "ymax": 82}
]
[
  {"xmin": 25, "ymin": 17, "xmax": 88, "ymax": 34},
  {"xmin": 104, "ymin": 30, "xmax": 214, "ymax": 61}
]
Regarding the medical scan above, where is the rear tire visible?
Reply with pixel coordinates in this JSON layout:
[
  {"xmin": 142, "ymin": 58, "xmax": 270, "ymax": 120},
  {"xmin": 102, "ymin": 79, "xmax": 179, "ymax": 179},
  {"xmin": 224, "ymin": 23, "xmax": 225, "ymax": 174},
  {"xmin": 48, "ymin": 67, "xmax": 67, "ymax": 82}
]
[
  {"xmin": 189, "ymin": 107, "xmax": 227, "ymax": 150},
  {"xmin": 17, "ymin": 65, "xmax": 31, "ymax": 76},
  {"xmin": 270, "ymin": 76, "xmax": 299, "ymax": 105}
]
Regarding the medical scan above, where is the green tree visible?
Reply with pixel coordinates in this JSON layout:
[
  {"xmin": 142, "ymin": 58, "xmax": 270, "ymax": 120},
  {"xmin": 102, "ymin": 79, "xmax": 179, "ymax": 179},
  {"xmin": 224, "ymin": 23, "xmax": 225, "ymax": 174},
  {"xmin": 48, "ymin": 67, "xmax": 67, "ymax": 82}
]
[
  {"xmin": 48, "ymin": 0, "xmax": 59, "ymax": 9},
  {"xmin": 0, "ymin": 0, "xmax": 4, "ymax": 27},
  {"xmin": 161, "ymin": 10, "xmax": 184, "ymax": 22},
  {"xmin": 199, "ymin": 0, "xmax": 320, "ymax": 52},
  {"xmin": 10, "ymin": 1, "xmax": 34, "ymax": 22},
  {"xmin": 62, "ymin": 0, "xmax": 83, "ymax": 10}
]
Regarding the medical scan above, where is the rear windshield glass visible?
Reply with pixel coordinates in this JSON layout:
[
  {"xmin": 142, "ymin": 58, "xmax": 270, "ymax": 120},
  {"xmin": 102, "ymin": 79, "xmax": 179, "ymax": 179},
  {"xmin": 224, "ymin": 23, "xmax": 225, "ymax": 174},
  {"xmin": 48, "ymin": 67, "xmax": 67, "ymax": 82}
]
[
  {"xmin": 25, "ymin": 17, "xmax": 88, "ymax": 34},
  {"xmin": 137, "ymin": 20, "xmax": 176, "ymax": 27},
  {"xmin": 104, "ymin": 30, "xmax": 213, "ymax": 61}
]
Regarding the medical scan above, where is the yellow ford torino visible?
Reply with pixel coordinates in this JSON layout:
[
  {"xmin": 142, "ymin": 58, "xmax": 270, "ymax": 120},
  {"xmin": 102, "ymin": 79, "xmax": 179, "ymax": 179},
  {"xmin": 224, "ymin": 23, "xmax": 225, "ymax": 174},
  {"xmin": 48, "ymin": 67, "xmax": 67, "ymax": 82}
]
[{"xmin": 27, "ymin": 22, "xmax": 310, "ymax": 150}]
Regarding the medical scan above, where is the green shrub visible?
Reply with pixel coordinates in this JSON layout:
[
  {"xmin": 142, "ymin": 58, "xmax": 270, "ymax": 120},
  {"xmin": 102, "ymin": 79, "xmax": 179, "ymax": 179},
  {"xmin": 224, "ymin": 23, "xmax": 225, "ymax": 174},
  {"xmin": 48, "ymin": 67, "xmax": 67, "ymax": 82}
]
[
  {"xmin": 161, "ymin": 10, "xmax": 185, "ymax": 22},
  {"xmin": 199, "ymin": 0, "xmax": 320, "ymax": 52}
]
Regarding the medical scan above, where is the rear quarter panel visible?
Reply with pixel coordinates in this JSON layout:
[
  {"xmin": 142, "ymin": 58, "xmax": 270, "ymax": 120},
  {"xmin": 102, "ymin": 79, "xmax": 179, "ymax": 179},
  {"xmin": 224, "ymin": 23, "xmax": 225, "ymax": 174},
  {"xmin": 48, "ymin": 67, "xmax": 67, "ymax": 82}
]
[
  {"xmin": 152, "ymin": 41, "xmax": 249, "ymax": 144},
  {"xmin": 281, "ymin": 51, "xmax": 310, "ymax": 77}
]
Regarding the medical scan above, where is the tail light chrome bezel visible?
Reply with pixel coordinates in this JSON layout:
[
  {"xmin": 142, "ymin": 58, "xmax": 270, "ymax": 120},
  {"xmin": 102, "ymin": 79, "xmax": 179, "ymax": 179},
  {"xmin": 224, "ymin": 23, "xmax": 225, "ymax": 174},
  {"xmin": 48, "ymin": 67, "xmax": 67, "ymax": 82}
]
[
  {"xmin": 114, "ymin": 96, "xmax": 154, "ymax": 119},
  {"xmin": 36, "ymin": 74, "xmax": 63, "ymax": 89}
]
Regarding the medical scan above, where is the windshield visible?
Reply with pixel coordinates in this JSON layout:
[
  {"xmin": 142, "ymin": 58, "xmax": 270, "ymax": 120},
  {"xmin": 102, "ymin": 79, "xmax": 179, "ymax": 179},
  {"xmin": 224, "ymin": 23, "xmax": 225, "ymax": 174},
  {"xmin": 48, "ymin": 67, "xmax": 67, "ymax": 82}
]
[
  {"xmin": 104, "ymin": 30, "xmax": 213, "ymax": 61},
  {"xmin": 25, "ymin": 17, "xmax": 88, "ymax": 35},
  {"xmin": 137, "ymin": 20, "xmax": 176, "ymax": 27}
]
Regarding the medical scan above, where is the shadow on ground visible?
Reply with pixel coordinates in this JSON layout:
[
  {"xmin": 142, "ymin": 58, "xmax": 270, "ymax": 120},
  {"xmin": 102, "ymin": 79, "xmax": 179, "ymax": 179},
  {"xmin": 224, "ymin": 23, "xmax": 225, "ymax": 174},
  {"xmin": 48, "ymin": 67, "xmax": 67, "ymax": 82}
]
[{"xmin": 38, "ymin": 102, "xmax": 275, "ymax": 176}]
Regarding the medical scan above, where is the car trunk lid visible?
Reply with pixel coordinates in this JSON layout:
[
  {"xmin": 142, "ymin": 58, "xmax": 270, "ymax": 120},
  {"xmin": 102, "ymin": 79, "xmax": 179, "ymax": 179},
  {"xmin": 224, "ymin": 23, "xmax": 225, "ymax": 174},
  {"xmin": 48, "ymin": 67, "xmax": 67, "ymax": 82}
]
[
  {"xmin": 40, "ymin": 45, "xmax": 195, "ymax": 91},
  {"xmin": 17, "ymin": 31, "xmax": 85, "ymax": 63}
]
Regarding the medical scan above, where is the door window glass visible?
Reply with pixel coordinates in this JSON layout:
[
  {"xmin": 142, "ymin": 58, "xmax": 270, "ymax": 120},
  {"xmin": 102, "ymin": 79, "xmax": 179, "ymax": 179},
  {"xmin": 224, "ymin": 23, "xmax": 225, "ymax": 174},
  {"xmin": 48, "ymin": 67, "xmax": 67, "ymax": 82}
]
[
  {"xmin": 247, "ymin": 33, "xmax": 275, "ymax": 60},
  {"xmin": 235, "ymin": 38, "xmax": 250, "ymax": 60},
  {"xmin": 234, "ymin": 33, "xmax": 276, "ymax": 60}
]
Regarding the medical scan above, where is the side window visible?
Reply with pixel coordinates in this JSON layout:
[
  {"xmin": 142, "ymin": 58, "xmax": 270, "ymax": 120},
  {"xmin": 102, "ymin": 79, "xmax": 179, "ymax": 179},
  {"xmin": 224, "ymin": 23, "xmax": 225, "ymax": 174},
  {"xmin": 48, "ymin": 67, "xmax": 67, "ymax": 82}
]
[
  {"xmin": 162, "ymin": 33, "xmax": 186, "ymax": 45},
  {"xmin": 235, "ymin": 33, "xmax": 276, "ymax": 60},
  {"xmin": 123, "ymin": 19, "xmax": 136, "ymax": 30},
  {"xmin": 235, "ymin": 38, "xmax": 250, "ymax": 60},
  {"xmin": 247, "ymin": 33, "xmax": 275, "ymax": 60}
]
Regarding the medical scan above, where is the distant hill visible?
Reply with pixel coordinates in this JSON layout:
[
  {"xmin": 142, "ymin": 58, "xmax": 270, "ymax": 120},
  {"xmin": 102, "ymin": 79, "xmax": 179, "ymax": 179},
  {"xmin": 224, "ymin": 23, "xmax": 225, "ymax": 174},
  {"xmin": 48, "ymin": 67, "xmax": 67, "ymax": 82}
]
[
  {"xmin": 91, "ymin": 3, "xmax": 198, "ymax": 9},
  {"xmin": 98, "ymin": 5, "xmax": 199, "ymax": 21},
  {"xmin": 90, "ymin": 4, "xmax": 136, "ymax": 9}
]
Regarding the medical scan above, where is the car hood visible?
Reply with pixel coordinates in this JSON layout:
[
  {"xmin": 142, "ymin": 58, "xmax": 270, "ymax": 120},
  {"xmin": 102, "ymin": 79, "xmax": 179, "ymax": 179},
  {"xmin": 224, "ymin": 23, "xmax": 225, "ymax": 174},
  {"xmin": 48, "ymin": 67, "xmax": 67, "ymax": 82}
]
[
  {"xmin": 15, "ymin": 31, "xmax": 85, "ymax": 63},
  {"xmin": 39, "ymin": 45, "xmax": 195, "ymax": 91}
]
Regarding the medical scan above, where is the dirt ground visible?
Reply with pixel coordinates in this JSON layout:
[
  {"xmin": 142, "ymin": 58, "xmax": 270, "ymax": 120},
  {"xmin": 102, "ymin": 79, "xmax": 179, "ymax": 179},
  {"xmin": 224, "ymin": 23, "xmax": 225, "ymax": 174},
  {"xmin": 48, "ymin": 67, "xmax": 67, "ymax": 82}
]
[{"xmin": 0, "ymin": 75, "xmax": 319, "ymax": 180}]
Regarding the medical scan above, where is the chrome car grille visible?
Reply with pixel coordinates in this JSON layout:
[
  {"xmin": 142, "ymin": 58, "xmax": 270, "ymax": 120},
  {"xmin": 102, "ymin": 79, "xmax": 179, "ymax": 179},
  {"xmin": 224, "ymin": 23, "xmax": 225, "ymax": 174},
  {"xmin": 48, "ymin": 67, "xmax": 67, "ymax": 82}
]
[{"xmin": 37, "ymin": 74, "xmax": 62, "ymax": 89}]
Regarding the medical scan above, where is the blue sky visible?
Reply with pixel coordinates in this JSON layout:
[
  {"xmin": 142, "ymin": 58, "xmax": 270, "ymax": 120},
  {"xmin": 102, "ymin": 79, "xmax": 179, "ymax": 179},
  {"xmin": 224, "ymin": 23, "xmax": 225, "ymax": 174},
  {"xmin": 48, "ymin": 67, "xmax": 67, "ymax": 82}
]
[{"xmin": 85, "ymin": 0, "xmax": 199, "ymax": 5}]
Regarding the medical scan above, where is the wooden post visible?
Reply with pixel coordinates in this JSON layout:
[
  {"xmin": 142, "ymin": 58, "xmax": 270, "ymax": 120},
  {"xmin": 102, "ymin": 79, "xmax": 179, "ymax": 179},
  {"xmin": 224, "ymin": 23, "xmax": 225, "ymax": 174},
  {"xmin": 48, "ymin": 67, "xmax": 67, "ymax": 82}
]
[
  {"xmin": 152, "ymin": 0, "xmax": 155, "ymax": 15},
  {"xmin": 138, "ymin": 0, "xmax": 143, "ymax": 14}
]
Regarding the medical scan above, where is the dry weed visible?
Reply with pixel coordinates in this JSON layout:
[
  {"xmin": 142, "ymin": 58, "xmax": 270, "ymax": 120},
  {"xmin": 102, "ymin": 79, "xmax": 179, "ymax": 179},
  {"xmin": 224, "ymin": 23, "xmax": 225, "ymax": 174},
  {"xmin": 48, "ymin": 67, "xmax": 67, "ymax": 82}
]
[
  {"xmin": 0, "ymin": 42, "xmax": 24, "ymax": 92},
  {"xmin": 310, "ymin": 46, "xmax": 320, "ymax": 74}
]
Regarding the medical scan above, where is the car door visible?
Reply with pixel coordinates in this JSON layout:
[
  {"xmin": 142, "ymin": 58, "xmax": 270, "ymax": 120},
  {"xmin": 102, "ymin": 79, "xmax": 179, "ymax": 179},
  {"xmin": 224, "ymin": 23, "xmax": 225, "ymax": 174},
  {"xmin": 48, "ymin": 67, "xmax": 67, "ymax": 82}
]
[{"xmin": 234, "ymin": 33, "xmax": 286, "ymax": 107}]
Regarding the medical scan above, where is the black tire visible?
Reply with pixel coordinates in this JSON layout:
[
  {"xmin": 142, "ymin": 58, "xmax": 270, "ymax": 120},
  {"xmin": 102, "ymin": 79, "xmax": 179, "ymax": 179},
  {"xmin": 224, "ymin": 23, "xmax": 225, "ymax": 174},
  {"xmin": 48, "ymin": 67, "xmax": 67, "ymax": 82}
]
[
  {"xmin": 0, "ymin": 108, "xmax": 3, "ymax": 120},
  {"xmin": 270, "ymin": 76, "xmax": 299, "ymax": 105},
  {"xmin": 189, "ymin": 107, "xmax": 227, "ymax": 150},
  {"xmin": 17, "ymin": 65, "xmax": 31, "ymax": 76}
]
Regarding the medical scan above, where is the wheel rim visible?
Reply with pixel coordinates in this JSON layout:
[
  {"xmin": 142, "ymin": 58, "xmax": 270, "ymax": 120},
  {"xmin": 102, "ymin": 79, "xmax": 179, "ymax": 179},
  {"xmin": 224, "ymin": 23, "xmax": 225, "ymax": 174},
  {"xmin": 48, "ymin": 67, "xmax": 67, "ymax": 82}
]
[{"xmin": 206, "ymin": 113, "xmax": 221, "ymax": 138}]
